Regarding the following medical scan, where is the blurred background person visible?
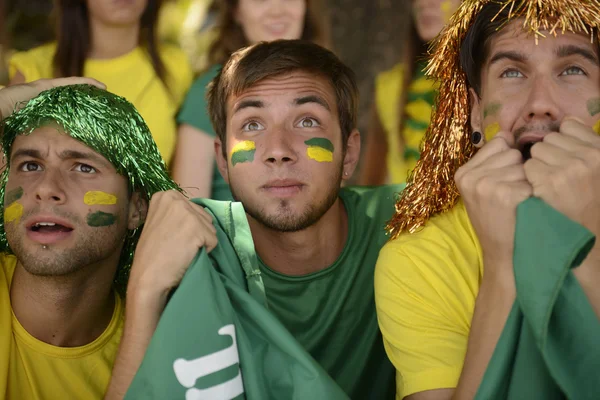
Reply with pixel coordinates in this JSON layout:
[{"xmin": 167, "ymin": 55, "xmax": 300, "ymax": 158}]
[
  {"xmin": 172, "ymin": 0, "xmax": 330, "ymax": 200},
  {"xmin": 357, "ymin": 0, "xmax": 460, "ymax": 185},
  {"xmin": 7, "ymin": 0, "xmax": 193, "ymax": 168}
]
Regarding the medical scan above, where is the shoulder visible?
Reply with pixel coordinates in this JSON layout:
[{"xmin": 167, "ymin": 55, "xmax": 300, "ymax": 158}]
[
  {"xmin": 0, "ymin": 253, "xmax": 18, "ymax": 283},
  {"xmin": 341, "ymin": 184, "xmax": 405, "ymax": 210},
  {"xmin": 377, "ymin": 200, "xmax": 482, "ymax": 291},
  {"xmin": 375, "ymin": 62, "xmax": 405, "ymax": 92},
  {"xmin": 9, "ymin": 43, "xmax": 56, "ymax": 81},
  {"xmin": 189, "ymin": 64, "xmax": 222, "ymax": 94},
  {"xmin": 159, "ymin": 44, "xmax": 193, "ymax": 101}
]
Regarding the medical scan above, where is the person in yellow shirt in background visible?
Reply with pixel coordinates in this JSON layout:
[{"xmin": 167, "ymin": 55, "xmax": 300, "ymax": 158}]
[
  {"xmin": 0, "ymin": 78, "xmax": 213, "ymax": 399},
  {"xmin": 375, "ymin": 0, "xmax": 600, "ymax": 399},
  {"xmin": 357, "ymin": 0, "xmax": 460, "ymax": 185},
  {"xmin": 8, "ymin": 0, "xmax": 193, "ymax": 167},
  {"xmin": 171, "ymin": 0, "xmax": 330, "ymax": 200}
]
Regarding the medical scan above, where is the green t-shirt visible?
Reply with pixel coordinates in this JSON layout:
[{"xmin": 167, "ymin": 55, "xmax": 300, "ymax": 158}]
[
  {"xmin": 259, "ymin": 185, "xmax": 404, "ymax": 399},
  {"xmin": 178, "ymin": 64, "xmax": 234, "ymax": 201}
]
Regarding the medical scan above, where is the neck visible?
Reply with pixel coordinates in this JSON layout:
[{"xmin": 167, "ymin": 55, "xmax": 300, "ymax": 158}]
[
  {"xmin": 88, "ymin": 19, "xmax": 141, "ymax": 60},
  {"xmin": 10, "ymin": 259, "xmax": 118, "ymax": 347},
  {"xmin": 250, "ymin": 198, "xmax": 349, "ymax": 276}
]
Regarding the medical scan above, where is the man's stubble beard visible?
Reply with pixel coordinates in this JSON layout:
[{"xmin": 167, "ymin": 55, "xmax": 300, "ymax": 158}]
[
  {"xmin": 229, "ymin": 164, "xmax": 344, "ymax": 233},
  {"xmin": 5, "ymin": 219, "xmax": 127, "ymax": 277}
]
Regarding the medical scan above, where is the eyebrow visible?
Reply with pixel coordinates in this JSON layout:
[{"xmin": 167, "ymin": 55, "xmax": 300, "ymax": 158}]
[
  {"xmin": 556, "ymin": 45, "xmax": 599, "ymax": 65},
  {"xmin": 11, "ymin": 148, "xmax": 111, "ymax": 168},
  {"xmin": 489, "ymin": 51, "xmax": 528, "ymax": 66},
  {"xmin": 294, "ymin": 95, "xmax": 331, "ymax": 111},
  {"xmin": 233, "ymin": 100, "xmax": 264, "ymax": 114}
]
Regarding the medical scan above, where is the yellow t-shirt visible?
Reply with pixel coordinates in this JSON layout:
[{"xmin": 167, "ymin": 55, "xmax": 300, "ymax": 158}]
[
  {"xmin": 0, "ymin": 253, "xmax": 125, "ymax": 400},
  {"xmin": 374, "ymin": 201, "xmax": 484, "ymax": 399},
  {"xmin": 9, "ymin": 43, "xmax": 193, "ymax": 166}
]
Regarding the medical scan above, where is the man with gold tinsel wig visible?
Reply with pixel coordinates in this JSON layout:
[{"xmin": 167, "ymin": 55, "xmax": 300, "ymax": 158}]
[
  {"xmin": 375, "ymin": 1, "xmax": 600, "ymax": 399},
  {"xmin": 0, "ymin": 79, "xmax": 214, "ymax": 399}
]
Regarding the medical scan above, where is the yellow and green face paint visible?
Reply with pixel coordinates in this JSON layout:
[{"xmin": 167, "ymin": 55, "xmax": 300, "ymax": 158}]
[
  {"xmin": 84, "ymin": 191, "xmax": 117, "ymax": 205},
  {"xmin": 305, "ymin": 138, "xmax": 334, "ymax": 162},
  {"xmin": 4, "ymin": 187, "xmax": 24, "ymax": 224},
  {"xmin": 587, "ymin": 98, "xmax": 600, "ymax": 135},
  {"xmin": 231, "ymin": 140, "xmax": 256, "ymax": 166}
]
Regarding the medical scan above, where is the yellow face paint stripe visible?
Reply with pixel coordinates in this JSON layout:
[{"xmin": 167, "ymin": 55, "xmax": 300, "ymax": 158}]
[
  {"xmin": 231, "ymin": 140, "xmax": 256, "ymax": 166},
  {"xmin": 594, "ymin": 120, "xmax": 600, "ymax": 135},
  {"xmin": 4, "ymin": 202, "xmax": 24, "ymax": 223},
  {"xmin": 307, "ymin": 146, "xmax": 333, "ymax": 162},
  {"xmin": 84, "ymin": 191, "xmax": 117, "ymax": 205},
  {"xmin": 484, "ymin": 122, "xmax": 501, "ymax": 142}
]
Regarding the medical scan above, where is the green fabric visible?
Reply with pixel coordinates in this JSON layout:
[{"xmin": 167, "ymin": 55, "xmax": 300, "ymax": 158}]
[
  {"xmin": 178, "ymin": 65, "xmax": 233, "ymax": 201},
  {"xmin": 125, "ymin": 198, "xmax": 349, "ymax": 399},
  {"xmin": 259, "ymin": 185, "xmax": 403, "ymax": 399},
  {"xmin": 475, "ymin": 198, "xmax": 600, "ymax": 399}
]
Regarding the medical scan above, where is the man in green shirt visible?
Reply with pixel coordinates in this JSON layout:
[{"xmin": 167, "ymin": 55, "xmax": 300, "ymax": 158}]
[{"xmin": 108, "ymin": 40, "xmax": 401, "ymax": 399}]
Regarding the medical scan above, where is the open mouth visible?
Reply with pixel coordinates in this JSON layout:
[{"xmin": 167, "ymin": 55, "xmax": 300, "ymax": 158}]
[
  {"xmin": 29, "ymin": 222, "xmax": 74, "ymax": 234},
  {"xmin": 518, "ymin": 140, "xmax": 542, "ymax": 161}
]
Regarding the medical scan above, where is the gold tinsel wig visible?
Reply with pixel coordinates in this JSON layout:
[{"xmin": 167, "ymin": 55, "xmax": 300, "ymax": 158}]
[{"xmin": 387, "ymin": 0, "xmax": 600, "ymax": 239}]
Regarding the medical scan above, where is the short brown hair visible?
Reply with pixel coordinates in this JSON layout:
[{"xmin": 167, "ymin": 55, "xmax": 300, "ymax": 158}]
[
  {"xmin": 208, "ymin": 0, "xmax": 330, "ymax": 66},
  {"xmin": 207, "ymin": 40, "xmax": 359, "ymax": 157}
]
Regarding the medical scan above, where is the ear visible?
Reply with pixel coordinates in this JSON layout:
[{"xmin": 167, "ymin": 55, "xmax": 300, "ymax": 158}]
[
  {"xmin": 342, "ymin": 129, "xmax": 361, "ymax": 182},
  {"xmin": 214, "ymin": 137, "xmax": 230, "ymax": 184},
  {"xmin": 127, "ymin": 192, "xmax": 148, "ymax": 230},
  {"xmin": 469, "ymin": 87, "xmax": 483, "ymax": 133}
]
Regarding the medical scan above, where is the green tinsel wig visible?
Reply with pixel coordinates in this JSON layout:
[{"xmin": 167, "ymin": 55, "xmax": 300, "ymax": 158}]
[{"xmin": 0, "ymin": 84, "xmax": 181, "ymax": 292}]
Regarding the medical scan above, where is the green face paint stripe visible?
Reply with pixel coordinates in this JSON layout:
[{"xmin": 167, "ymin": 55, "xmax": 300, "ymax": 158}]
[
  {"xmin": 304, "ymin": 138, "xmax": 334, "ymax": 152},
  {"xmin": 87, "ymin": 211, "xmax": 117, "ymax": 227},
  {"xmin": 5, "ymin": 187, "xmax": 23, "ymax": 205},
  {"xmin": 231, "ymin": 150, "xmax": 255, "ymax": 166},
  {"xmin": 483, "ymin": 103, "xmax": 502, "ymax": 118},
  {"xmin": 587, "ymin": 98, "xmax": 600, "ymax": 117}
]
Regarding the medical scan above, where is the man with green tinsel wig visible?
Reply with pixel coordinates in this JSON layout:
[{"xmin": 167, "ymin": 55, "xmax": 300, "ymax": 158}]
[{"xmin": 0, "ymin": 78, "xmax": 216, "ymax": 400}]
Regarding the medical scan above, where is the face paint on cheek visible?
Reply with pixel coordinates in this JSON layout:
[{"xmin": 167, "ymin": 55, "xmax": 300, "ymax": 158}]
[
  {"xmin": 305, "ymin": 138, "xmax": 334, "ymax": 163},
  {"xmin": 84, "ymin": 191, "xmax": 117, "ymax": 205},
  {"xmin": 4, "ymin": 202, "xmax": 24, "ymax": 224},
  {"xmin": 230, "ymin": 141, "xmax": 256, "ymax": 166},
  {"xmin": 5, "ymin": 187, "xmax": 24, "ymax": 206},
  {"xmin": 484, "ymin": 122, "xmax": 501, "ymax": 141},
  {"xmin": 441, "ymin": 0, "xmax": 453, "ymax": 22},
  {"xmin": 87, "ymin": 211, "xmax": 117, "ymax": 227},
  {"xmin": 483, "ymin": 103, "xmax": 502, "ymax": 119},
  {"xmin": 594, "ymin": 120, "xmax": 600, "ymax": 135},
  {"xmin": 587, "ymin": 98, "xmax": 600, "ymax": 117}
]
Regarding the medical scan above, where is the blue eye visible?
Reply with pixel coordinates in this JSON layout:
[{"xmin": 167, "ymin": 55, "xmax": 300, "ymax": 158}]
[
  {"xmin": 562, "ymin": 66, "xmax": 585, "ymax": 76},
  {"xmin": 242, "ymin": 121, "xmax": 264, "ymax": 131},
  {"xmin": 297, "ymin": 117, "xmax": 320, "ymax": 128},
  {"xmin": 74, "ymin": 163, "xmax": 97, "ymax": 174},
  {"xmin": 501, "ymin": 69, "xmax": 524, "ymax": 78}
]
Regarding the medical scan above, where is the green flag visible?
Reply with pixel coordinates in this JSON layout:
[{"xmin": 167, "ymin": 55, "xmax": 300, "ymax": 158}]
[
  {"xmin": 476, "ymin": 198, "xmax": 600, "ymax": 399},
  {"xmin": 125, "ymin": 199, "xmax": 349, "ymax": 399}
]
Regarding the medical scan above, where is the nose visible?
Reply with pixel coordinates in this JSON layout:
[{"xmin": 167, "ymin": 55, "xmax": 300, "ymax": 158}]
[
  {"xmin": 522, "ymin": 75, "xmax": 562, "ymax": 124},
  {"xmin": 263, "ymin": 126, "xmax": 298, "ymax": 166},
  {"xmin": 35, "ymin": 169, "xmax": 66, "ymax": 205},
  {"xmin": 267, "ymin": 0, "xmax": 284, "ymax": 15}
]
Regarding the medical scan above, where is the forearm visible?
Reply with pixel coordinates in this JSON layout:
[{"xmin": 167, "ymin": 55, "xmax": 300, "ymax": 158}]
[
  {"xmin": 453, "ymin": 267, "xmax": 515, "ymax": 399},
  {"xmin": 104, "ymin": 287, "xmax": 168, "ymax": 400}
]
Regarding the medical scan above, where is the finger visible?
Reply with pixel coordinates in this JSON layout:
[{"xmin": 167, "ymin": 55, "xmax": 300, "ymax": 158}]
[
  {"xmin": 530, "ymin": 140, "xmax": 573, "ymax": 167},
  {"xmin": 464, "ymin": 135, "xmax": 513, "ymax": 170},
  {"xmin": 560, "ymin": 117, "xmax": 600, "ymax": 144},
  {"xmin": 487, "ymin": 164, "xmax": 528, "ymax": 183},
  {"xmin": 543, "ymin": 132, "xmax": 589, "ymax": 152},
  {"xmin": 523, "ymin": 158, "xmax": 553, "ymax": 195}
]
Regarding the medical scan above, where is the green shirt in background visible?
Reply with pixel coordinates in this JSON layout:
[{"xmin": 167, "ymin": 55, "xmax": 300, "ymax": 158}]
[
  {"xmin": 260, "ymin": 185, "xmax": 403, "ymax": 399},
  {"xmin": 178, "ymin": 64, "xmax": 234, "ymax": 201}
]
